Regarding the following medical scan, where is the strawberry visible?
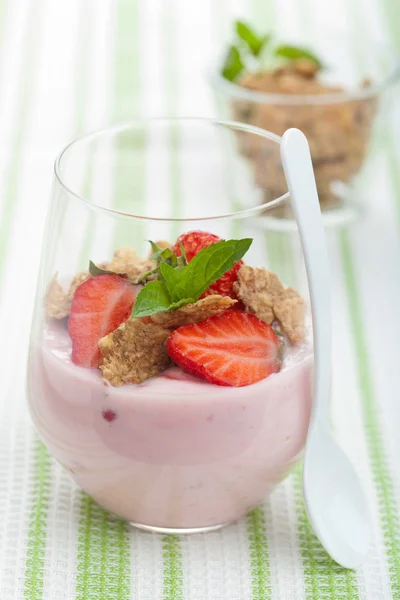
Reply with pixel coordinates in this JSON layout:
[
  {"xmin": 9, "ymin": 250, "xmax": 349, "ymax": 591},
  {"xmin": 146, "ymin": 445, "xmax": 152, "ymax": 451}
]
[
  {"xmin": 173, "ymin": 230, "xmax": 243, "ymax": 298},
  {"xmin": 68, "ymin": 275, "xmax": 135, "ymax": 368},
  {"xmin": 167, "ymin": 311, "xmax": 281, "ymax": 387},
  {"xmin": 173, "ymin": 230, "xmax": 222, "ymax": 262}
]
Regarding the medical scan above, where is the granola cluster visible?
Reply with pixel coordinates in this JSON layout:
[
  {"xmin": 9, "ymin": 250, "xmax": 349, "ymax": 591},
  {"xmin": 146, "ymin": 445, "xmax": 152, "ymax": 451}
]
[
  {"xmin": 233, "ymin": 265, "xmax": 305, "ymax": 344},
  {"xmin": 231, "ymin": 60, "xmax": 377, "ymax": 213}
]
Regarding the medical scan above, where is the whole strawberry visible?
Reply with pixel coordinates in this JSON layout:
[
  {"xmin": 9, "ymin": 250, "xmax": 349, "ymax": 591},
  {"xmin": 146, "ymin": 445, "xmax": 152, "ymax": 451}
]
[{"xmin": 173, "ymin": 231, "xmax": 243, "ymax": 298}]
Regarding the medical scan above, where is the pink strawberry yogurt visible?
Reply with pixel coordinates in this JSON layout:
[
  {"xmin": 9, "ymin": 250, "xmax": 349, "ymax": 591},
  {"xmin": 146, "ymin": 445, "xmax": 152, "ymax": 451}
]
[{"xmin": 28, "ymin": 320, "xmax": 313, "ymax": 530}]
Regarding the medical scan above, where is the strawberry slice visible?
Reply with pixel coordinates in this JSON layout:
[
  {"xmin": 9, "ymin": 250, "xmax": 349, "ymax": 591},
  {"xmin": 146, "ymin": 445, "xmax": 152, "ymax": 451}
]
[
  {"xmin": 68, "ymin": 275, "xmax": 135, "ymax": 368},
  {"xmin": 167, "ymin": 311, "xmax": 281, "ymax": 387},
  {"xmin": 173, "ymin": 230, "xmax": 243, "ymax": 298}
]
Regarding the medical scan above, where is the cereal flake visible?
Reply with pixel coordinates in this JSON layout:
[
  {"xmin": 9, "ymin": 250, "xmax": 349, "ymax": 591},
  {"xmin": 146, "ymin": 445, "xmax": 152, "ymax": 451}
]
[
  {"xmin": 45, "ymin": 271, "xmax": 90, "ymax": 319},
  {"xmin": 233, "ymin": 265, "xmax": 282, "ymax": 324},
  {"xmin": 233, "ymin": 265, "xmax": 305, "ymax": 343},
  {"xmin": 152, "ymin": 295, "xmax": 236, "ymax": 328},
  {"xmin": 105, "ymin": 247, "xmax": 154, "ymax": 281},
  {"xmin": 99, "ymin": 319, "xmax": 171, "ymax": 386},
  {"xmin": 68, "ymin": 271, "xmax": 90, "ymax": 302},
  {"xmin": 273, "ymin": 287, "xmax": 305, "ymax": 344},
  {"xmin": 45, "ymin": 274, "xmax": 70, "ymax": 319}
]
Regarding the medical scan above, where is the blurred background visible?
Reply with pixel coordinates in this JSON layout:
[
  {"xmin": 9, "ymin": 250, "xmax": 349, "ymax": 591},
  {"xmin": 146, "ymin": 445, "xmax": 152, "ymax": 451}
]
[{"xmin": 0, "ymin": 0, "xmax": 400, "ymax": 598}]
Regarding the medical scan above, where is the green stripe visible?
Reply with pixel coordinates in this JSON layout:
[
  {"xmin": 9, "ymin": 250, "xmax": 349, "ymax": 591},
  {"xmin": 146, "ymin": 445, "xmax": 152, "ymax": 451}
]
[
  {"xmin": 381, "ymin": 0, "xmax": 400, "ymax": 53},
  {"xmin": 386, "ymin": 134, "xmax": 400, "ymax": 225},
  {"xmin": 340, "ymin": 232, "xmax": 400, "ymax": 597},
  {"xmin": 74, "ymin": 0, "xmax": 136, "ymax": 595},
  {"xmin": 252, "ymin": 0, "xmax": 352, "ymax": 593},
  {"xmin": 0, "ymin": 0, "xmax": 8, "ymax": 53},
  {"xmin": 23, "ymin": 442, "xmax": 52, "ymax": 599},
  {"xmin": 341, "ymin": 2, "xmax": 400, "ymax": 597},
  {"xmin": 213, "ymin": 2, "xmax": 273, "ymax": 595},
  {"xmin": 162, "ymin": 535, "xmax": 184, "ymax": 600},
  {"xmin": 211, "ymin": 1, "xmax": 273, "ymax": 591},
  {"xmin": 75, "ymin": 496, "xmax": 131, "ymax": 599},
  {"xmin": 0, "ymin": 0, "xmax": 43, "ymax": 289},
  {"xmin": 76, "ymin": 153, "xmax": 96, "ymax": 272},
  {"xmin": 168, "ymin": 121, "xmax": 181, "ymax": 239},
  {"xmin": 252, "ymin": 0, "xmax": 275, "ymax": 27},
  {"xmin": 378, "ymin": 4, "xmax": 400, "ymax": 224},
  {"xmin": 246, "ymin": 507, "xmax": 272, "ymax": 599},
  {"xmin": 266, "ymin": 233, "xmax": 359, "ymax": 596},
  {"xmin": 160, "ymin": 5, "xmax": 185, "ymax": 596},
  {"xmin": 163, "ymin": 3, "xmax": 181, "ymax": 239},
  {"xmin": 111, "ymin": 0, "xmax": 145, "ymax": 251},
  {"xmin": 243, "ymin": 5, "xmax": 275, "ymax": 595},
  {"xmin": 58, "ymin": 0, "xmax": 95, "ymax": 268},
  {"xmin": 293, "ymin": 465, "xmax": 359, "ymax": 599},
  {"xmin": 24, "ymin": 2, "xmax": 100, "ymax": 597},
  {"xmin": 20, "ymin": 3, "xmax": 51, "ymax": 597},
  {"xmin": 73, "ymin": 2, "xmax": 92, "ymax": 137}
]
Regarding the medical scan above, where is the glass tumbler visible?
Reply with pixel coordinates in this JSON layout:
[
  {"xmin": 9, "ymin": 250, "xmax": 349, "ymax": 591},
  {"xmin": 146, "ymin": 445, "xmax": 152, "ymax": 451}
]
[
  {"xmin": 28, "ymin": 118, "xmax": 313, "ymax": 533},
  {"xmin": 210, "ymin": 35, "xmax": 399, "ymax": 224}
]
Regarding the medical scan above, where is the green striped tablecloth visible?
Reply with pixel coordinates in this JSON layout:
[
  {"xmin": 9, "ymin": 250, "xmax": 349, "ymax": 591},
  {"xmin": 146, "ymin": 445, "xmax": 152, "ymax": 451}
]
[{"xmin": 0, "ymin": 0, "xmax": 399, "ymax": 598}]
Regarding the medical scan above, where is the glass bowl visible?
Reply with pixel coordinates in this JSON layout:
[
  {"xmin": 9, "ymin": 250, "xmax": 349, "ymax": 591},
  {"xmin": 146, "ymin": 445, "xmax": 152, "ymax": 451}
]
[
  {"xmin": 28, "ymin": 118, "xmax": 313, "ymax": 533},
  {"xmin": 210, "ymin": 35, "xmax": 400, "ymax": 227}
]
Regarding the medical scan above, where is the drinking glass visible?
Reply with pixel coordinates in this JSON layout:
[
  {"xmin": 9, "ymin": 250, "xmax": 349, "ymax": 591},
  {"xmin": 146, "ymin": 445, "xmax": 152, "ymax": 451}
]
[{"xmin": 28, "ymin": 118, "xmax": 313, "ymax": 533}]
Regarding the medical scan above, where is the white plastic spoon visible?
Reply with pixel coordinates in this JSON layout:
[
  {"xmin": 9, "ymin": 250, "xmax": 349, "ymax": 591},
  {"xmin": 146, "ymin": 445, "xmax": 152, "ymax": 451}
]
[{"xmin": 280, "ymin": 128, "xmax": 370, "ymax": 569}]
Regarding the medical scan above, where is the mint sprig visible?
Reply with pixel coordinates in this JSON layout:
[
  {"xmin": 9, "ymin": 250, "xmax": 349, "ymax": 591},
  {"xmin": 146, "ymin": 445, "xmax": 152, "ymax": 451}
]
[
  {"xmin": 221, "ymin": 21, "xmax": 323, "ymax": 81},
  {"xmin": 132, "ymin": 238, "xmax": 252, "ymax": 318}
]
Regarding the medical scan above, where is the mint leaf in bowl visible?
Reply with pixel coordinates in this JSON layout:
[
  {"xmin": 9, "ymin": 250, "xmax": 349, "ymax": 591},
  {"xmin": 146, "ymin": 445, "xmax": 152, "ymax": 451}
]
[
  {"xmin": 222, "ymin": 45, "xmax": 245, "ymax": 81},
  {"xmin": 274, "ymin": 44, "xmax": 323, "ymax": 68},
  {"xmin": 235, "ymin": 21, "xmax": 269, "ymax": 57}
]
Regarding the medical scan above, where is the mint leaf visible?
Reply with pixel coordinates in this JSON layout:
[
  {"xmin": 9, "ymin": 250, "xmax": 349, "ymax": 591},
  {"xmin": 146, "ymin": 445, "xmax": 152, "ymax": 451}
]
[
  {"xmin": 132, "ymin": 278, "xmax": 196, "ymax": 318},
  {"xmin": 178, "ymin": 242, "xmax": 187, "ymax": 265},
  {"xmin": 89, "ymin": 260, "xmax": 125, "ymax": 277},
  {"xmin": 132, "ymin": 280, "xmax": 171, "ymax": 317},
  {"xmin": 150, "ymin": 242, "xmax": 174, "ymax": 263},
  {"xmin": 174, "ymin": 239, "xmax": 252, "ymax": 301},
  {"xmin": 222, "ymin": 45, "xmax": 245, "ymax": 81},
  {"xmin": 274, "ymin": 45, "xmax": 322, "ymax": 68},
  {"xmin": 149, "ymin": 240, "xmax": 161, "ymax": 258},
  {"xmin": 159, "ymin": 262, "xmax": 183, "ymax": 300},
  {"xmin": 235, "ymin": 21, "xmax": 269, "ymax": 56}
]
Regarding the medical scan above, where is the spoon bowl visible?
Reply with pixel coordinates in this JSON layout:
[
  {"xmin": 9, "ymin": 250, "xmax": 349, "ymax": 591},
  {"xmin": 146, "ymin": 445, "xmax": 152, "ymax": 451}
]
[{"xmin": 303, "ymin": 423, "xmax": 370, "ymax": 568}]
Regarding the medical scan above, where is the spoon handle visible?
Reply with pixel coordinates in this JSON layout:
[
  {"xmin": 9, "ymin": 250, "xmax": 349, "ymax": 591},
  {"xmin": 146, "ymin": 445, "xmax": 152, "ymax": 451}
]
[{"xmin": 280, "ymin": 128, "xmax": 331, "ymax": 429}]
